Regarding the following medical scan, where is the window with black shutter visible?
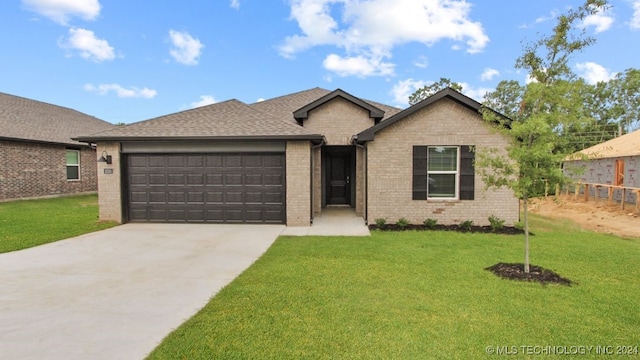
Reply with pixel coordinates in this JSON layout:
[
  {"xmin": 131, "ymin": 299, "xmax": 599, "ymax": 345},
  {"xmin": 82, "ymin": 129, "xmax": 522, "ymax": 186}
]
[{"xmin": 412, "ymin": 145, "xmax": 475, "ymax": 200}]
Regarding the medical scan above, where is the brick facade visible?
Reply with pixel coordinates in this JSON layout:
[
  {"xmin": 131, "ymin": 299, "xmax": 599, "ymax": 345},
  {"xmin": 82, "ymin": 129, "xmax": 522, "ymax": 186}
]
[
  {"xmin": 366, "ymin": 99, "xmax": 519, "ymax": 226},
  {"xmin": 286, "ymin": 141, "xmax": 312, "ymax": 226},
  {"xmin": 0, "ymin": 140, "xmax": 98, "ymax": 201},
  {"xmin": 95, "ymin": 142, "xmax": 122, "ymax": 222},
  {"xmin": 303, "ymin": 97, "xmax": 376, "ymax": 146}
]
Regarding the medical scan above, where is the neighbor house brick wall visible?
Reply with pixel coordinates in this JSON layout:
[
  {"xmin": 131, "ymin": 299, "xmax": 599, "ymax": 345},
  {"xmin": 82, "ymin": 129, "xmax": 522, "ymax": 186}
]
[
  {"xmin": 96, "ymin": 142, "xmax": 122, "ymax": 222},
  {"xmin": 303, "ymin": 97, "xmax": 376, "ymax": 145},
  {"xmin": 286, "ymin": 140, "xmax": 311, "ymax": 226},
  {"xmin": 366, "ymin": 99, "xmax": 519, "ymax": 226},
  {"xmin": 0, "ymin": 140, "xmax": 97, "ymax": 201}
]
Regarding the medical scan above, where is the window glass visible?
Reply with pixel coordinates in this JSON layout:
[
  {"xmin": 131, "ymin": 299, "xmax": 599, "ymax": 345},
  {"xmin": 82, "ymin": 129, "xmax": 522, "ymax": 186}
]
[
  {"xmin": 428, "ymin": 147, "xmax": 457, "ymax": 171},
  {"xmin": 66, "ymin": 150, "xmax": 80, "ymax": 180},
  {"xmin": 427, "ymin": 147, "xmax": 458, "ymax": 199}
]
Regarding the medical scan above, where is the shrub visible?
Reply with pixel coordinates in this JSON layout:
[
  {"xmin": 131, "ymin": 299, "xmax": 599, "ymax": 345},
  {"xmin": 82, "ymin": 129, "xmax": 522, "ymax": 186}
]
[
  {"xmin": 374, "ymin": 218, "xmax": 387, "ymax": 227},
  {"xmin": 514, "ymin": 221, "xmax": 524, "ymax": 230},
  {"xmin": 423, "ymin": 218, "xmax": 438, "ymax": 229},
  {"xmin": 459, "ymin": 220, "xmax": 474, "ymax": 231},
  {"xmin": 396, "ymin": 218, "xmax": 410, "ymax": 229},
  {"xmin": 488, "ymin": 215, "xmax": 505, "ymax": 231}
]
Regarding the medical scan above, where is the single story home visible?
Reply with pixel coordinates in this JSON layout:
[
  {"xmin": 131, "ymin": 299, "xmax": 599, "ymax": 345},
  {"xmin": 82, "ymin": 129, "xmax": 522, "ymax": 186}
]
[
  {"xmin": 76, "ymin": 87, "xmax": 518, "ymax": 226},
  {"xmin": 564, "ymin": 129, "xmax": 639, "ymax": 203},
  {"xmin": 0, "ymin": 92, "xmax": 114, "ymax": 201}
]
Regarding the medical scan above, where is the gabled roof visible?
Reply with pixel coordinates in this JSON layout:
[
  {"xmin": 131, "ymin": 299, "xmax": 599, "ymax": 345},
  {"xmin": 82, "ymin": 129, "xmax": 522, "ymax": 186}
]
[
  {"xmin": 0, "ymin": 92, "xmax": 113, "ymax": 146},
  {"xmin": 356, "ymin": 87, "xmax": 486, "ymax": 143},
  {"xmin": 292, "ymin": 88, "xmax": 385, "ymax": 124},
  {"xmin": 76, "ymin": 98, "xmax": 324, "ymax": 143},
  {"xmin": 566, "ymin": 129, "xmax": 640, "ymax": 160},
  {"xmin": 249, "ymin": 87, "xmax": 401, "ymax": 124}
]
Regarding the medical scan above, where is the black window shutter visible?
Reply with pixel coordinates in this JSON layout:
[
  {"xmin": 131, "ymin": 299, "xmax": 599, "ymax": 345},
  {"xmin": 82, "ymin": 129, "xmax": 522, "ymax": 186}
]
[
  {"xmin": 459, "ymin": 145, "xmax": 475, "ymax": 200},
  {"xmin": 413, "ymin": 146, "xmax": 428, "ymax": 200}
]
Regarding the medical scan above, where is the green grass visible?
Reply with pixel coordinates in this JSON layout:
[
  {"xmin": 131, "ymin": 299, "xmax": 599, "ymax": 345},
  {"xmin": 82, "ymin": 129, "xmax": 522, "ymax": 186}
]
[
  {"xmin": 0, "ymin": 194, "xmax": 117, "ymax": 253},
  {"xmin": 148, "ymin": 214, "xmax": 640, "ymax": 359}
]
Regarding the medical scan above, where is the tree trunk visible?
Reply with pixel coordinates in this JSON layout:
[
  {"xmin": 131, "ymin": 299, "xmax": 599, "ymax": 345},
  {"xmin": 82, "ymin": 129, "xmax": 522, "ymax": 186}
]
[{"xmin": 523, "ymin": 195, "xmax": 530, "ymax": 273}]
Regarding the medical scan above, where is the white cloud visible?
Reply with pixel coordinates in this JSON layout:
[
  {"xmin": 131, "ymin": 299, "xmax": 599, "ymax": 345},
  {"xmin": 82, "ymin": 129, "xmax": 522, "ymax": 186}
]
[
  {"xmin": 169, "ymin": 30, "xmax": 204, "ymax": 65},
  {"xmin": 581, "ymin": 7, "xmax": 614, "ymax": 33},
  {"xmin": 390, "ymin": 78, "xmax": 426, "ymax": 106},
  {"xmin": 230, "ymin": 0, "xmax": 240, "ymax": 9},
  {"xmin": 480, "ymin": 68, "xmax": 500, "ymax": 81},
  {"xmin": 323, "ymin": 53, "xmax": 394, "ymax": 77},
  {"xmin": 60, "ymin": 28, "xmax": 114, "ymax": 62},
  {"xmin": 413, "ymin": 56, "xmax": 429, "ymax": 69},
  {"xmin": 458, "ymin": 82, "xmax": 492, "ymax": 101},
  {"xmin": 575, "ymin": 62, "xmax": 617, "ymax": 84},
  {"xmin": 22, "ymin": 0, "xmax": 100, "ymax": 25},
  {"xmin": 190, "ymin": 95, "xmax": 217, "ymax": 108},
  {"xmin": 631, "ymin": 0, "xmax": 640, "ymax": 29},
  {"xmin": 84, "ymin": 83, "xmax": 157, "ymax": 99},
  {"xmin": 280, "ymin": 0, "xmax": 488, "ymax": 78}
]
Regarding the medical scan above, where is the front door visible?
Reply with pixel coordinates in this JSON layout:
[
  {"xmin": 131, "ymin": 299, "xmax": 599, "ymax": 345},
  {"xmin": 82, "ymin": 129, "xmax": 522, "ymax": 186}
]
[{"xmin": 326, "ymin": 152, "xmax": 351, "ymax": 205}]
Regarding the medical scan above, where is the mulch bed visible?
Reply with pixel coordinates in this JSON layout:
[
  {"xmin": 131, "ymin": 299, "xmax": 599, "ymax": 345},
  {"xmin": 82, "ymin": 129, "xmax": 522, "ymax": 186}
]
[
  {"xmin": 485, "ymin": 262, "xmax": 573, "ymax": 286},
  {"xmin": 369, "ymin": 224, "xmax": 525, "ymax": 235}
]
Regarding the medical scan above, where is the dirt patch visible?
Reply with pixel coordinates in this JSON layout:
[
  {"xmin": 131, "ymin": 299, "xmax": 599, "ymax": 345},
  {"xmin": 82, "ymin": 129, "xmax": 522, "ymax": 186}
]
[
  {"xmin": 485, "ymin": 263, "xmax": 573, "ymax": 286},
  {"xmin": 529, "ymin": 195, "xmax": 640, "ymax": 238}
]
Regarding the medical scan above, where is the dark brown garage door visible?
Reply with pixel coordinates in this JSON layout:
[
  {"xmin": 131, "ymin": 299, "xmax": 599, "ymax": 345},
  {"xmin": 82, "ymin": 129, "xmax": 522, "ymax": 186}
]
[{"xmin": 126, "ymin": 153, "xmax": 285, "ymax": 223}]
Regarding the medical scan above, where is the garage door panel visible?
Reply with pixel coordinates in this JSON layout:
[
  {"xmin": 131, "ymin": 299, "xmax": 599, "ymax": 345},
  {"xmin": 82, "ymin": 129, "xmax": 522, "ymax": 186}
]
[
  {"xmin": 148, "ymin": 156, "xmax": 166, "ymax": 167},
  {"xmin": 225, "ymin": 174, "xmax": 242, "ymax": 185},
  {"xmin": 127, "ymin": 153, "xmax": 285, "ymax": 223},
  {"xmin": 148, "ymin": 174, "xmax": 166, "ymax": 185},
  {"xmin": 185, "ymin": 174, "xmax": 204, "ymax": 185}
]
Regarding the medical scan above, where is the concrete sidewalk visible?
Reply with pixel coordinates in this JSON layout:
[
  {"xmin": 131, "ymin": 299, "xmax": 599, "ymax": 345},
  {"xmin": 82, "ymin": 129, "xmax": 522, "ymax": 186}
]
[
  {"xmin": 281, "ymin": 207, "xmax": 371, "ymax": 236},
  {"xmin": 0, "ymin": 223, "xmax": 284, "ymax": 360}
]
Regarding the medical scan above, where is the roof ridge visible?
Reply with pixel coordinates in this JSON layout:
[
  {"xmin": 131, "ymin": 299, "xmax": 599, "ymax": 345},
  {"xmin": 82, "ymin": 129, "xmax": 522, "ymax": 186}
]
[{"xmin": 0, "ymin": 91, "xmax": 108, "ymax": 124}]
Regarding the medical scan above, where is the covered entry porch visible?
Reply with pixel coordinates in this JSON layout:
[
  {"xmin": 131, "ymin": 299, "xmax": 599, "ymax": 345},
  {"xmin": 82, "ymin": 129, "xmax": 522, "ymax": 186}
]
[{"xmin": 312, "ymin": 144, "xmax": 366, "ymax": 221}]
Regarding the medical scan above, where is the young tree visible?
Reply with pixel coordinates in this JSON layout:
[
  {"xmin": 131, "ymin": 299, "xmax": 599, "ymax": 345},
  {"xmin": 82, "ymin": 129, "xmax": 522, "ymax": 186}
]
[
  {"xmin": 409, "ymin": 78, "xmax": 463, "ymax": 105},
  {"xmin": 477, "ymin": 0, "xmax": 608, "ymax": 273}
]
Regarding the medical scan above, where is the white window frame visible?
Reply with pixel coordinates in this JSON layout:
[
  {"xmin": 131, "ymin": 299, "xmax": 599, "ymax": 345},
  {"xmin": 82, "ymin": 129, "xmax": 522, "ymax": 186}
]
[
  {"xmin": 66, "ymin": 149, "xmax": 80, "ymax": 181},
  {"xmin": 427, "ymin": 146, "xmax": 460, "ymax": 200}
]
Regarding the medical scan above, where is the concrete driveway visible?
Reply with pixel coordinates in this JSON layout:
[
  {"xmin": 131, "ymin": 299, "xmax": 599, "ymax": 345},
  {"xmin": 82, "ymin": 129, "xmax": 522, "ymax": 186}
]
[{"xmin": 0, "ymin": 223, "xmax": 285, "ymax": 360}]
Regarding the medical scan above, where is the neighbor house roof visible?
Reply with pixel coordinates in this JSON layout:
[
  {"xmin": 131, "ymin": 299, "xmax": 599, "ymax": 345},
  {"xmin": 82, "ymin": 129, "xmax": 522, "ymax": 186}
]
[
  {"xmin": 77, "ymin": 87, "xmax": 402, "ymax": 143},
  {"xmin": 356, "ymin": 87, "xmax": 488, "ymax": 143},
  {"xmin": 0, "ymin": 92, "xmax": 114, "ymax": 146},
  {"xmin": 76, "ymin": 98, "xmax": 325, "ymax": 143},
  {"xmin": 566, "ymin": 129, "xmax": 640, "ymax": 160}
]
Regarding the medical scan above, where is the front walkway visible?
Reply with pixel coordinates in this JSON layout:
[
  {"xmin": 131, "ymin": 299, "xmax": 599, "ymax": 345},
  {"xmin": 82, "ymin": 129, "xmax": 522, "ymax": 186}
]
[{"xmin": 281, "ymin": 207, "xmax": 371, "ymax": 236}]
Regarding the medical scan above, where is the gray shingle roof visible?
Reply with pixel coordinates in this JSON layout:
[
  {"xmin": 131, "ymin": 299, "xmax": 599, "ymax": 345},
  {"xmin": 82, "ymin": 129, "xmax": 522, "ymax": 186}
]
[
  {"xmin": 0, "ymin": 92, "xmax": 114, "ymax": 146},
  {"xmin": 251, "ymin": 87, "xmax": 401, "ymax": 123},
  {"xmin": 76, "ymin": 87, "xmax": 403, "ymax": 142},
  {"xmin": 78, "ymin": 99, "xmax": 323, "ymax": 141}
]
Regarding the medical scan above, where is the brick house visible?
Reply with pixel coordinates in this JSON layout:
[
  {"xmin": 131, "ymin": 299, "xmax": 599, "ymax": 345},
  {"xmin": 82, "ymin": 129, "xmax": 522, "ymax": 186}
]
[
  {"xmin": 76, "ymin": 87, "xmax": 518, "ymax": 226},
  {"xmin": 0, "ymin": 92, "xmax": 114, "ymax": 201}
]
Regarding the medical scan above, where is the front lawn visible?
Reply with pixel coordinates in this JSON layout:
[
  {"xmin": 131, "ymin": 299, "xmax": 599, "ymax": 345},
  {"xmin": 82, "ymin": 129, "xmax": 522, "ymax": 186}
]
[
  {"xmin": 148, "ymin": 214, "xmax": 640, "ymax": 359},
  {"xmin": 0, "ymin": 194, "xmax": 117, "ymax": 253}
]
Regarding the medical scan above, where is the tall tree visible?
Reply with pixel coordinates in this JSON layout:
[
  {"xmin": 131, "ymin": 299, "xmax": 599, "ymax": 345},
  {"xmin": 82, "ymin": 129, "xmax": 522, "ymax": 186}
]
[
  {"xmin": 409, "ymin": 78, "xmax": 463, "ymax": 105},
  {"xmin": 477, "ymin": 0, "xmax": 609, "ymax": 273}
]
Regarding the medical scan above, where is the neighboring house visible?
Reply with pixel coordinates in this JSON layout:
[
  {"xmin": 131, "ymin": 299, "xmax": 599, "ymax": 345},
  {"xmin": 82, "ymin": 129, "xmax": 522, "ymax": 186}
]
[
  {"xmin": 76, "ymin": 87, "xmax": 518, "ymax": 226},
  {"xmin": 0, "ymin": 92, "xmax": 114, "ymax": 201},
  {"xmin": 564, "ymin": 129, "xmax": 640, "ymax": 203}
]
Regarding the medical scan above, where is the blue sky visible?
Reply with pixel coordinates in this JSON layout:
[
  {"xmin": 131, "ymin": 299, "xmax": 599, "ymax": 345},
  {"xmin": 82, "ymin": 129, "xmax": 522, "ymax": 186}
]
[{"xmin": 1, "ymin": 0, "xmax": 639, "ymax": 124}]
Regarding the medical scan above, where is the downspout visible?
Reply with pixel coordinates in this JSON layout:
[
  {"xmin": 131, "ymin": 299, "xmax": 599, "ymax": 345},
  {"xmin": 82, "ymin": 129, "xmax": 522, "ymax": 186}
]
[
  {"xmin": 310, "ymin": 139, "xmax": 325, "ymax": 224},
  {"xmin": 352, "ymin": 136, "xmax": 368, "ymax": 224}
]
